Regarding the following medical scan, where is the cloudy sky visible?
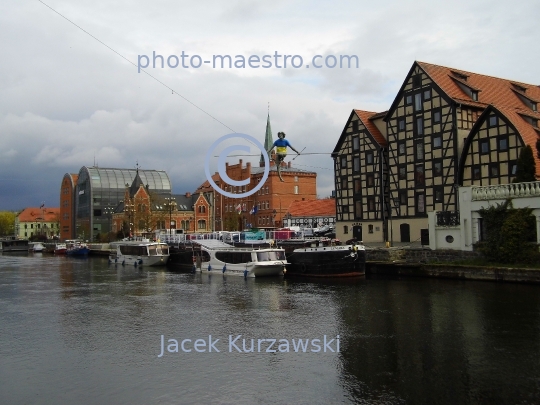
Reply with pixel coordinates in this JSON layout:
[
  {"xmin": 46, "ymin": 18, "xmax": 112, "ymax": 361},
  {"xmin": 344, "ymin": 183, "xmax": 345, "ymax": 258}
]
[{"xmin": 1, "ymin": 0, "xmax": 538, "ymax": 210}]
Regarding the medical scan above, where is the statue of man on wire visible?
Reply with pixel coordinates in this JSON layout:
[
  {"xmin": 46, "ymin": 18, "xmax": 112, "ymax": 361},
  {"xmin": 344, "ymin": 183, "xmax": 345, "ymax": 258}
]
[{"xmin": 266, "ymin": 132, "xmax": 300, "ymax": 182}]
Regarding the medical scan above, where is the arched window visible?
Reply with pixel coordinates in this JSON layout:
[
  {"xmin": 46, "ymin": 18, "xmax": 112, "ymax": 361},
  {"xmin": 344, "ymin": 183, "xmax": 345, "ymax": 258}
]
[{"xmin": 198, "ymin": 220, "xmax": 206, "ymax": 230}]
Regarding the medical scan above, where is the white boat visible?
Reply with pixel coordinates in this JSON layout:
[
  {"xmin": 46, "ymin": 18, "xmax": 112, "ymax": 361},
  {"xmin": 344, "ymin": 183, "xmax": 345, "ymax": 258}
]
[
  {"xmin": 30, "ymin": 242, "xmax": 45, "ymax": 252},
  {"xmin": 193, "ymin": 240, "xmax": 287, "ymax": 278},
  {"xmin": 109, "ymin": 240, "xmax": 170, "ymax": 266}
]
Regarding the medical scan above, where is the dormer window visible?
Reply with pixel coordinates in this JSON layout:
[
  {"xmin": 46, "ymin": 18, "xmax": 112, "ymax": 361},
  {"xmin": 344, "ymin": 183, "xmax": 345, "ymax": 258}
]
[
  {"xmin": 532, "ymin": 103, "xmax": 537, "ymax": 112},
  {"xmin": 471, "ymin": 91, "xmax": 478, "ymax": 101},
  {"xmin": 451, "ymin": 71, "xmax": 468, "ymax": 81},
  {"xmin": 511, "ymin": 83, "xmax": 528, "ymax": 93}
]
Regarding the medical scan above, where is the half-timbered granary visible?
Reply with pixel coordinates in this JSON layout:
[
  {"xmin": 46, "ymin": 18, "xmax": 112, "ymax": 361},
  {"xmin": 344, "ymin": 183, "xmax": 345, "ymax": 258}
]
[{"xmin": 333, "ymin": 61, "xmax": 540, "ymax": 244}]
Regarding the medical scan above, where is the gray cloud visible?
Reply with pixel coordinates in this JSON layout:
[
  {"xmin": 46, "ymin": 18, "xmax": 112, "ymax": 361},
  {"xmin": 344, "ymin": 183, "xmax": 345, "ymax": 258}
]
[{"xmin": 0, "ymin": 0, "xmax": 538, "ymax": 210}]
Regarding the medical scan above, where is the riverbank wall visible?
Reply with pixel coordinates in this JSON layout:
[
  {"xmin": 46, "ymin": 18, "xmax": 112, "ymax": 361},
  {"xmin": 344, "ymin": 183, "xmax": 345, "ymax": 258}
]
[{"xmin": 366, "ymin": 247, "xmax": 540, "ymax": 284}]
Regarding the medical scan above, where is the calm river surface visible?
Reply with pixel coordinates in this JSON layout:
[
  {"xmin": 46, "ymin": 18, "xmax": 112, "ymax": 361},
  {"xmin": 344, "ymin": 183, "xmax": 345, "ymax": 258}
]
[{"xmin": 1, "ymin": 254, "xmax": 540, "ymax": 405}]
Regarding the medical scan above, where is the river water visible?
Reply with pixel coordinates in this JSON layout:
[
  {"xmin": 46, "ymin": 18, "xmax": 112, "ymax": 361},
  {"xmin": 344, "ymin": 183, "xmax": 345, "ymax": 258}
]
[{"xmin": 1, "ymin": 254, "xmax": 539, "ymax": 404}]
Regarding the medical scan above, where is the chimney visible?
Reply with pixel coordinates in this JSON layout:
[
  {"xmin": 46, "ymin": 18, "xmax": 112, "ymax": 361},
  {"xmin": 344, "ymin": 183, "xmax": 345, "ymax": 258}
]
[
  {"xmin": 247, "ymin": 162, "xmax": 251, "ymax": 172},
  {"xmin": 185, "ymin": 192, "xmax": 191, "ymax": 198},
  {"xmin": 288, "ymin": 161, "xmax": 292, "ymax": 169}
]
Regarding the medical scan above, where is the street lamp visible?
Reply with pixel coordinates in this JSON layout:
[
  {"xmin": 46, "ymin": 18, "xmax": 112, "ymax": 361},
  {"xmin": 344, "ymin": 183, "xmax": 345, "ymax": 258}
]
[{"xmin": 164, "ymin": 196, "xmax": 177, "ymax": 235}]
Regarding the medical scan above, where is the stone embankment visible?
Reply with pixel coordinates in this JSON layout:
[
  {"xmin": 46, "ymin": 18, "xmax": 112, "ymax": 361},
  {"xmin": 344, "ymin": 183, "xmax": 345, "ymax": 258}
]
[{"xmin": 365, "ymin": 247, "xmax": 540, "ymax": 284}]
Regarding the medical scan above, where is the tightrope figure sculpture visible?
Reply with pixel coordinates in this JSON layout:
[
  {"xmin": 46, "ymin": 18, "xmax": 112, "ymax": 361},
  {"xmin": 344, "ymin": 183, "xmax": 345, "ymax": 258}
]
[{"xmin": 267, "ymin": 132, "xmax": 300, "ymax": 182}]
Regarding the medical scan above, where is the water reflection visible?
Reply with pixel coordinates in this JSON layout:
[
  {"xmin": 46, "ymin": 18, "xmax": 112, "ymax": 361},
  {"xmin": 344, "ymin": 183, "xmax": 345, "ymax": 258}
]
[{"xmin": 2, "ymin": 256, "xmax": 540, "ymax": 404}]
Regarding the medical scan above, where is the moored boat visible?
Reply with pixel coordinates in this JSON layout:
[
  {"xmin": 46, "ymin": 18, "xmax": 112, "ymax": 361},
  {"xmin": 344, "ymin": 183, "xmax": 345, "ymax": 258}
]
[
  {"xmin": 66, "ymin": 242, "xmax": 90, "ymax": 256},
  {"xmin": 30, "ymin": 242, "xmax": 45, "ymax": 252},
  {"xmin": 54, "ymin": 243, "xmax": 67, "ymax": 255},
  {"xmin": 285, "ymin": 242, "xmax": 366, "ymax": 277},
  {"xmin": 0, "ymin": 238, "xmax": 29, "ymax": 252},
  {"xmin": 109, "ymin": 240, "xmax": 170, "ymax": 266},
  {"xmin": 192, "ymin": 240, "xmax": 287, "ymax": 278}
]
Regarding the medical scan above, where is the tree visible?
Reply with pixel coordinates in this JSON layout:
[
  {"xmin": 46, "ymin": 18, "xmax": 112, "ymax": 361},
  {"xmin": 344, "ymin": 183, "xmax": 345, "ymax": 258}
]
[
  {"xmin": 0, "ymin": 211, "xmax": 16, "ymax": 236},
  {"xmin": 475, "ymin": 199, "xmax": 539, "ymax": 264},
  {"xmin": 513, "ymin": 145, "xmax": 536, "ymax": 183}
]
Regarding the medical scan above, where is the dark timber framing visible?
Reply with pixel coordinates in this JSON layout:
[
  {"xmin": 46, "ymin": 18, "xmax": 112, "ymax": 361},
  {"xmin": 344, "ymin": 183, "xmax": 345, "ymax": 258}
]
[{"xmin": 333, "ymin": 61, "xmax": 540, "ymax": 244}]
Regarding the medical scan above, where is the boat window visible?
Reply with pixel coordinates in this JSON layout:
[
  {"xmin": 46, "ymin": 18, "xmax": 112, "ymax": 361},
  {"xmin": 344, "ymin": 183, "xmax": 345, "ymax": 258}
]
[
  {"xmin": 215, "ymin": 251, "xmax": 252, "ymax": 264},
  {"xmin": 256, "ymin": 251, "xmax": 285, "ymax": 261},
  {"xmin": 119, "ymin": 245, "xmax": 147, "ymax": 256},
  {"xmin": 148, "ymin": 245, "xmax": 157, "ymax": 255}
]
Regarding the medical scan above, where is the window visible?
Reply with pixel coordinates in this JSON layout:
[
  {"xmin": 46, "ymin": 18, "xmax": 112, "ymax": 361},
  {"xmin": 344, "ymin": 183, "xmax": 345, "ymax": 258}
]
[
  {"xmin": 472, "ymin": 165, "xmax": 481, "ymax": 180},
  {"xmin": 342, "ymin": 205, "xmax": 349, "ymax": 214},
  {"xmin": 434, "ymin": 187, "xmax": 443, "ymax": 203},
  {"xmin": 433, "ymin": 135, "xmax": 442, "ymax": 149},
  {"xmin": 294, "ymin": 176, "xmax": 298, "ymax": 182},
  {"xmin": 199, "ymin": 206, "xmax": 206, "ymax": 213},
  {"xmin": 416, "ymin": 142, "xmax": 424, "ymax": 160},
  {"xmin": 341, "ymin": 156, "xmax": 347, "ymax": 168},
  {"xmin": 498, "ymin": 136, "xmax": 508, "ymax": 151},
  {"xmin": 511, "ymin": 162, "xmax": 517, "ymax": 176},
  {"xmin": 398, "ymin": 142, "xmax": 406, "ymax": 155},
  {"xmin": 355, "ymin": 200, "xmax": 362, "ymax": 219},
  {"xmin": 198, "ymin": 220, "xmax": 206, "ymax": 229},
  {"xmin": 353, "ymin": 157, "xmax": 360, "ymax": 172},
  {"xmin": 423, "ymin": 89, "xmax": 431, "ymax": 100},
  {"xmin": 368, "ymin": 224, "xmax": 374, "ymax": 234},
  {"xmin": 398, "ymin": 119, "xmax": 405, "ymax": 131},
  {"xmin": 433, "ymin": 160, "xmax": 443, "ymax": 176},
  {"xmin": 415, "ymin": 117, "xmax": 424, "ymax": 136},
  {"xmin": 412, "ymin": 74, "xmax": 421, "ymax": 88},
  {"xmin": 414, "ymin": 93, "xmax": 423, "ymax": 111},
  {"xmin": 488, "ymin": 115, "xmax": 498, "ymax": 127},
  {"xmin": 433, "ymin": 109, "xmax": 441, "ymax": 123},
  {"xmin": 480, "ymin": 139, "xmax": 489, "ymax": 154},
  {"xmin": 415, "ymin": 165, "xmax": 425, "ymax": 187},
  {"xmin": 398, "ymin": 165, "xmax": 407, "ymax": 180},
  {"xmin": 343, "ymin": 225, "xmax": 349, "ymax": 234},
  {"xmin": 366, "ymin": 151, "xmax": 374, "ymax": 164},
  {"xmin": 367, "ymin": 174, "xmax": 375, "ymax": 187},
  {"xmin": 352, "ymin": 121, "xmax": 358, "ymax": 132},
  {"xmin": 354, "ymin": 179, "xmax": 362, "ymax": 194},
  {"xmin": 367, "ymin": 197, "xmax": 375, "ymax": 211},
  {"xmin": 341, "ymin": 177, "xmax": 348, "ymax": 190},
  {"xmin": 293, "ymin": 185, "xmax": 299, "ymax": 195},
  {"xmin": 405, "ymin": 95, "xmax": 412, "ymax": 105},
  {"xmin": 416, "ymin": 193, "xmax": 425, "ymax": 214},
  {"xmin": 532, "ymin": 103, "xmax": 537, "ymax": 112},
  {"xmin": 352, "ymin": 137, "xmax": 359, "ymax": 151},
  {"xmin": 489, "ymin": 163, "xmax": 499, "ymax": 178},
  {"xmin": 399, "ymin": 191, "xmax": 407, "ymax": 205}
]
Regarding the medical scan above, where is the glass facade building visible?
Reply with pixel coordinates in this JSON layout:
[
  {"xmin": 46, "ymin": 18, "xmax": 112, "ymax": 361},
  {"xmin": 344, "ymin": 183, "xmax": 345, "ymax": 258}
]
[{"xmin": 75, "ymin": 166, "xmax": 171, "ymax": 240}]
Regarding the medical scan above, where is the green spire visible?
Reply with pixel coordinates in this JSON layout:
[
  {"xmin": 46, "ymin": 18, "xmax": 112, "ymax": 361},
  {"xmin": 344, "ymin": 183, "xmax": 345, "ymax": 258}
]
[{"xmin": 261, "ymin": 113, "xmax": 273, "ymax": 164}]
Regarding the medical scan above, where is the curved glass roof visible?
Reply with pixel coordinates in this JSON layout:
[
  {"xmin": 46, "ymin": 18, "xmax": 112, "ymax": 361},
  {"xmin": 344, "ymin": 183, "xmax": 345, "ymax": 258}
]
[{"xmin": 80, "ymin": 167, "xmax": 171, "ymax": 192}]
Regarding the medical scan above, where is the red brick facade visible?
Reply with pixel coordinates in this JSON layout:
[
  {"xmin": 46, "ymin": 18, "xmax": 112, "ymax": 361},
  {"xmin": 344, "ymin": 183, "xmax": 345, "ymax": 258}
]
[
  {"xmin": 59, "ymin": 173, "xmax": 78, "ymax": 240},
  {"xmin": 212, "ymin": 159, "xmax": 317, "ymax": 230}
]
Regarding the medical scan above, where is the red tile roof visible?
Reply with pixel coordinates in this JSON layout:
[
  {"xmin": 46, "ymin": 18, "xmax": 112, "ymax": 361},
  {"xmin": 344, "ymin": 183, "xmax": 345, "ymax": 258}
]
[
  {"xmin": 287, "ymin": 199, "xmax": 336, "ymax": 217},
  {"xmin": 418, "ymin": 61, "xmax": 540, "ymax": 174},
  {"xmin": 18, "ymin": 207, "xmax": 60, "ymax": 222},
  {"xmin": 354, "ymin": 110, "xmax": 388, "ymax": 147}
]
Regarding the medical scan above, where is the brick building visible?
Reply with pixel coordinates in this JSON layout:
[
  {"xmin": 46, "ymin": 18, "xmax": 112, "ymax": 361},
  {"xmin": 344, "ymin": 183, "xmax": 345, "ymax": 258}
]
[
  {"xmin": 284, "ymin": 198, "xmax": 336, "ymax": 228},
  {"xmin": 111, "ymin": 170, "xmax": 211, "ymax": 238},
  {"xmin": 59, "ymin": 173, "xmax": 78, "ymax": 240},
  {"xmin": 197, "ymin": 113, "xmax": 318, "ymax": 231}
]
